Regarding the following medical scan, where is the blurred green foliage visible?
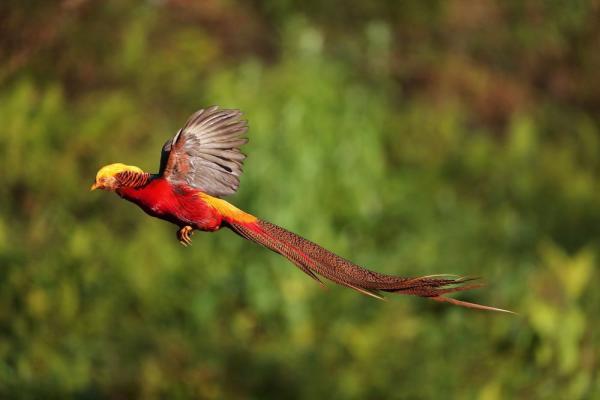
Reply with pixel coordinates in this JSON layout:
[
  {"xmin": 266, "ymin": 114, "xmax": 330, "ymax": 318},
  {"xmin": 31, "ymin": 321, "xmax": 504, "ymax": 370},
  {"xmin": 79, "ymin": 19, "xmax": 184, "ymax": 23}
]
[{"xmin": 1, "ymin": 1, "xmax": 599, "ymax": 398}]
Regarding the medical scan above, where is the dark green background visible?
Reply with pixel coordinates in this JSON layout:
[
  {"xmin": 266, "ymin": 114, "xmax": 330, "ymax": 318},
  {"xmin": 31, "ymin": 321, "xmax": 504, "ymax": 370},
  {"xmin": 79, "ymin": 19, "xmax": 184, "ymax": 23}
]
[{"xmin": 1, "ymin": 1, "xmax": 599, "ymax": 398}]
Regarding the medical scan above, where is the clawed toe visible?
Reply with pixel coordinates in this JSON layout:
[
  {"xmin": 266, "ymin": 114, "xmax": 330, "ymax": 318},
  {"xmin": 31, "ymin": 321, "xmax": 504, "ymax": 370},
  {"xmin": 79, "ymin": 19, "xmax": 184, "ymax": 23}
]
[{"xmin": 177, "ymin": 226, "xmax": 194, "ymax": 246}]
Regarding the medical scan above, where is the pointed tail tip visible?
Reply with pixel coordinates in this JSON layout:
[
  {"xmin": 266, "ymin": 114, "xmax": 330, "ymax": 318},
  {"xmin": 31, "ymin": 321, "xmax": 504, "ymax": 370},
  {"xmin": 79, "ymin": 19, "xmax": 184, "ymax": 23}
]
[
  {"xmin": 439, "ymin": 275, "xmax": 517, "ymax": 314},
  {"xmin": 431, "ymin": 295, "xmax": 517, "ymax": 315}
]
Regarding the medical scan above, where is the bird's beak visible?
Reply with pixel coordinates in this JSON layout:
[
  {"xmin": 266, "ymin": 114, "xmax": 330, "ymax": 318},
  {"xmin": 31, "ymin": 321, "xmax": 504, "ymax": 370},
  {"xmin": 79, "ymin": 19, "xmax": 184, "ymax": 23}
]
[{"xmin": 90, "ymin": 182, "xmax": 99, "ymax": 191}]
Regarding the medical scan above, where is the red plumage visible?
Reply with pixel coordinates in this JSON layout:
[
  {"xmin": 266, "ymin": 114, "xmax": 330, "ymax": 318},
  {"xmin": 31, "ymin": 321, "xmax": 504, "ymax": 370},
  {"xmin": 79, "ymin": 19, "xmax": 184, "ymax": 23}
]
[{"xmin": 118, "ymin": 178, "xmax": 223, "ymax": 231}]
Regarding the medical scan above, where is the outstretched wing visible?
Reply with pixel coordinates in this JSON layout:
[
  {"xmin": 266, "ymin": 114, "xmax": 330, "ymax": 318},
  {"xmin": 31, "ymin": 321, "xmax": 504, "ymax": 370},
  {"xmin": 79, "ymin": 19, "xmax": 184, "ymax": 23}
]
[{"xmin": 159, "ymin": 106, "xmax": 248, "ymax": 197}]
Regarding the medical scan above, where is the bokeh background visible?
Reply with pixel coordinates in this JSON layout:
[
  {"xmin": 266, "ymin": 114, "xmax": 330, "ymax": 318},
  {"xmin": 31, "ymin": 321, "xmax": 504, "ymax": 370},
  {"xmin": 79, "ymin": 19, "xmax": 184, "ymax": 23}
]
[{"xmin": 2, "ymin": 1, "xmax": 599, "ymax": 398}]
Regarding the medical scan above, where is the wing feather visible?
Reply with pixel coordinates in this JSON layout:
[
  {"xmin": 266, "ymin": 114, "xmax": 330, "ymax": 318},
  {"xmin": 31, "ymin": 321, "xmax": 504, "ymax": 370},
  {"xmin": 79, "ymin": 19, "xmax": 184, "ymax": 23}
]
[{"xmin": 159, "ymin": 106, "xmax": 249, "ymax": 197}]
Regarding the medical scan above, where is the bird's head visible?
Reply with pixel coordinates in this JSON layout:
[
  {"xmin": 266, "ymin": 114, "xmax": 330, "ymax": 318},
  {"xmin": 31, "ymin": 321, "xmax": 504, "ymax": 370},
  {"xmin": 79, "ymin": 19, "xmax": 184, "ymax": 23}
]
[{"xmin": 91, "ymin": 163, "xmax": 144, "ymax": 191}]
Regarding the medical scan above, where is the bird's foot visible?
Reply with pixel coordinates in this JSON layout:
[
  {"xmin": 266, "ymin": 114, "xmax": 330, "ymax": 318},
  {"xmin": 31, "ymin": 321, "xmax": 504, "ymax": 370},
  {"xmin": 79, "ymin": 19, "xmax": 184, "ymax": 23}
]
[{"xmin": 177, "ymin": 226, "xmax": 194, "ymax": 246}]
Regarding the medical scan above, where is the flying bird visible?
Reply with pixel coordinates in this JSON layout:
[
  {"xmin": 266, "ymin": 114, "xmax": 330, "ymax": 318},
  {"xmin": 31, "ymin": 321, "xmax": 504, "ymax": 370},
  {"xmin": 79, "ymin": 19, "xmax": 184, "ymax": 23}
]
[{"xmin": 91, "ymin": 106, "xmax": 510, "ymax": 312}]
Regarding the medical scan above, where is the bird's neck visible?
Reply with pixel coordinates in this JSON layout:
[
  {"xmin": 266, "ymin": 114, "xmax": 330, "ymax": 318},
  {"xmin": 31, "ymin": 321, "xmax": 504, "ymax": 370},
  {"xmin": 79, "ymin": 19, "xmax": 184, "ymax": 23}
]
[
  {"xmin": 115, "ymin": 170, "xmax": 154, "ymax": 189},
  {"xmin": 115, "ymin": 172, "xmax": 155, "ymax": 200},
  {"xmin": 116, "ymin": 176, "xmax": 158, "ymax": 206}
]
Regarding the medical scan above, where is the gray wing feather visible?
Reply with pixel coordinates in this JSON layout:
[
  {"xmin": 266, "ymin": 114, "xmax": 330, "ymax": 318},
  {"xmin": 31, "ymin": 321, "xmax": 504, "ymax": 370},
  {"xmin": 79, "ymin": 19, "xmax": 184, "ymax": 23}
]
[{"xmin": 160, "ymin": 106, "xmax": 249, "ymax": 197}]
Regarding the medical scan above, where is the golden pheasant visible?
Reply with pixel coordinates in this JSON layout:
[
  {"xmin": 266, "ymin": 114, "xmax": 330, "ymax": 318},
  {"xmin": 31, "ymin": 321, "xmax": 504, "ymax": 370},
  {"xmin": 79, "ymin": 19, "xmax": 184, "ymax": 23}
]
[{"xmin": 91, "ymin": 106, "xmax": 510, "ymax": 312}]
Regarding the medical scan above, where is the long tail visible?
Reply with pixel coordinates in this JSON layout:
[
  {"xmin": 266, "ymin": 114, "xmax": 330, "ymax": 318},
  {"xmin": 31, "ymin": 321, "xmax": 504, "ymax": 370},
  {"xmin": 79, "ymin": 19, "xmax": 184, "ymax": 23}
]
[{"xmin": 227, "ymin": 219, "xmax": 512, "ymax": 313}]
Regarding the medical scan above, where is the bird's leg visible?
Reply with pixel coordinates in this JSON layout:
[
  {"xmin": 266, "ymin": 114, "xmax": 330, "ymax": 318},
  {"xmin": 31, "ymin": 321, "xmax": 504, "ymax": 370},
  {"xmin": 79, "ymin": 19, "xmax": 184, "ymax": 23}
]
[{"xmin": 177, "ymin": 225, "xmax": 194, "ymax": 246}]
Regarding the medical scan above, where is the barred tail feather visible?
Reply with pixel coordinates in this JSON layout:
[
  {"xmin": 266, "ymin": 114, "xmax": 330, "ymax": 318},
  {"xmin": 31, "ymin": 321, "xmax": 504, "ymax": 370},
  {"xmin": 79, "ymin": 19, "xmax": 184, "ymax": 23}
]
[{"xmin": 228, "ymin": 219, "xmax": 512, "ymax": 313}]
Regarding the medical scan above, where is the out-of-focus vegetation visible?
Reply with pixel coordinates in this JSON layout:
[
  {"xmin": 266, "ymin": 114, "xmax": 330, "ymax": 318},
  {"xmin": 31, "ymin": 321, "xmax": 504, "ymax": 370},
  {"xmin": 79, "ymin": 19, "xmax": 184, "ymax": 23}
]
[{"xmin": 1, "ymin": 1, "xmax": 599, "ymax": 398}]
